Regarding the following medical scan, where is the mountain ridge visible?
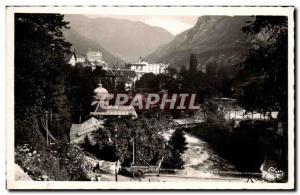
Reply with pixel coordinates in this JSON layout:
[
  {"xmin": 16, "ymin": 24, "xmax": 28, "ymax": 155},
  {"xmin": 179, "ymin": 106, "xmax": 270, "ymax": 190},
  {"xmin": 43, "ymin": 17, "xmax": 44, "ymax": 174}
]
[
  {"xmin": 64, "ymin": 15, "xmax": 174, "ymax": 62},
  {"xmin": 145, "ymin": 16, "xmax": 253, "ymax": 69},
  {"xmin": 64, "ymin": 27, "xmax": 124, "ymax": 65}
]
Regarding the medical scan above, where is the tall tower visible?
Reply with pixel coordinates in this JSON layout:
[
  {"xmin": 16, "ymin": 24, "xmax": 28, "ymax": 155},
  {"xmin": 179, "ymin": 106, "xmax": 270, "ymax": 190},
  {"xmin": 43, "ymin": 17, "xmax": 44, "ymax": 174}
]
[{"xmin": 189, "ymin": 53, "xmax": 198, "ymax": 71}]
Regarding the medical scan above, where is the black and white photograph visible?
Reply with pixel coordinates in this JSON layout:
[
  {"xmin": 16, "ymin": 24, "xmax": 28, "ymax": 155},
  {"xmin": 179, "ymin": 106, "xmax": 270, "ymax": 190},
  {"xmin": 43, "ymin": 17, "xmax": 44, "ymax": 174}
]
[{"xmin": 5, "ymin": 6, "xmax": 294, "ymax": 190}]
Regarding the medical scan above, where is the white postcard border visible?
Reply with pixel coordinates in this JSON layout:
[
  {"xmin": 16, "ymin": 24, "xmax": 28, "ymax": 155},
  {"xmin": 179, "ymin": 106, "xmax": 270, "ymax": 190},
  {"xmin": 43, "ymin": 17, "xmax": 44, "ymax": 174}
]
[{"xmin": 6, "ymin": 6, "xmax": 295, "ymax": 190}]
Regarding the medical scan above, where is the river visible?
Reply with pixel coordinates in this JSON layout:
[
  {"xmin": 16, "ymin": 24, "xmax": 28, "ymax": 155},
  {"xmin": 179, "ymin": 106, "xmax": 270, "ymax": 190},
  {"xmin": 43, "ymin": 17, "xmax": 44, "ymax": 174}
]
[
  {"xmin": 182, "ymin": 133, "xmax": 236, "ymax": 178},
  {"xmin": 162, "ymin": 129, "xmax": 236, "ymax": 179}
]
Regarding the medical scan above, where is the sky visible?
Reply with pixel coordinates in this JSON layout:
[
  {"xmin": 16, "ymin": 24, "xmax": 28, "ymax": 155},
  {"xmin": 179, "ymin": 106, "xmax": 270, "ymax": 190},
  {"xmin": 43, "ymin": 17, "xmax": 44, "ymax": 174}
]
[{"xmin": 85, "ymin": 15, "xmax": 198, "ymax": 35}]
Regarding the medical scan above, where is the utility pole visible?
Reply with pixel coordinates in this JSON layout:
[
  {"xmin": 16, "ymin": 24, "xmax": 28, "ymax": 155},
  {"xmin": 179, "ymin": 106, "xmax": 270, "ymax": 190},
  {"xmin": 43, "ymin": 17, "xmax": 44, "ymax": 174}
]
[
  {"xmin": 132, "ymin": 139, "xmax": 135, "ymax": 165},
  {"xmin": 50, "ymin": 109, "xmax": 52, "ymax": 122},
  {"xmin": 115, "ymin": 160, "xmax": 118, "ymax": 182},
  {"xmin": 45, "ymin": 111, "xmax": 49, "ymax": 146},
  {"xmin": 56, "ymin": 114, "xmax": 60, "ymax": 140}
]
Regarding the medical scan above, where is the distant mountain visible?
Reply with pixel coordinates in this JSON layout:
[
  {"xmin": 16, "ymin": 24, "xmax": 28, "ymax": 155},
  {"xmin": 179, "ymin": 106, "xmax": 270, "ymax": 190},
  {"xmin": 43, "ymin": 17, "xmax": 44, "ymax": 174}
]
[
  {"xmin": 64, "ymin": 15, "xmax": 174, "ymax": 62},
  {"xmin": 64, "ymin": 28, "xmax": 124, "ymax": 65},
  {"xmin": 145, "ymin": 16, "xmax": 254, "ymax": 69}
]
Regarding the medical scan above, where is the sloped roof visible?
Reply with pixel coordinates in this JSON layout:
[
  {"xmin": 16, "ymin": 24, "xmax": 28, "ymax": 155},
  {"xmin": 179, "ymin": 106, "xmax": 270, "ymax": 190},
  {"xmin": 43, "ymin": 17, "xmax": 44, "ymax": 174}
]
[
  {"xmin": 64, "ymin": 52, "xmax": 74, "ymax": 63},
  {"xmin": 91, "ymin": 105, "xmax": 137, "ymax": 118},
  {"xmin": 70, "ymin": 117, "xmax": 104, "ymax": 143},
  {"xmin": 75, "ymin": 53, "xmax": 86, "ymax": 58}
]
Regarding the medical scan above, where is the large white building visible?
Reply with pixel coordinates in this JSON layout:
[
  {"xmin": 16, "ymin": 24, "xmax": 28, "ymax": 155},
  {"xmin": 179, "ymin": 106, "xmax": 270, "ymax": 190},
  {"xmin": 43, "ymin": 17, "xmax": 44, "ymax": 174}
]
[
  {"xmin": 65, "ymin": 50, "xmax": 108, "ymax": 69},
  {"xmin": 87, "ymin": 51, "xmax": 103, "ymax": 62},
  {"xmin": 86, "ymin": 51, "xmax": 108, "ymax": 69},
  {"xmin": 126, "ymin": 60, "xmax": 168, "ymax": 81}
]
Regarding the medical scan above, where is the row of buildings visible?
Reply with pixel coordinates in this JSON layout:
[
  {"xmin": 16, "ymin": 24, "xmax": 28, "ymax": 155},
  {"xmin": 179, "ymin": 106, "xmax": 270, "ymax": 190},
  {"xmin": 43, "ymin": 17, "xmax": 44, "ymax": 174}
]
[
  {"xmin": 65, "ymin": 50, "xmax": 169, "ymax": 91},
  {"xmin": 65, "ymin": 50, "xmax": 108, "ymax": 68}
]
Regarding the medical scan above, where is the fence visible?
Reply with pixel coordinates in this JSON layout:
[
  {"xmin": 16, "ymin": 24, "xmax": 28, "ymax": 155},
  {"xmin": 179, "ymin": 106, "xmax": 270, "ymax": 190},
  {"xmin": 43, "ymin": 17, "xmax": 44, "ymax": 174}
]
[{"xmin": 159, "ymin": 168, "xmax": 262, "ymax": 181}]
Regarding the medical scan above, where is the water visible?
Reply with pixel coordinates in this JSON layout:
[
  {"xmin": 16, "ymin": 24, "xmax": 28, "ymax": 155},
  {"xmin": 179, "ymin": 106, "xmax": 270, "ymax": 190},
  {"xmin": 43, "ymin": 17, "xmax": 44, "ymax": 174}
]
[
  {"xmin": 162, "ymin": 129, "xmax": 235, "ymax": 178},
  {"xmin": 182, "ymin": 133, "xmax": 235, "ymax": 178}
]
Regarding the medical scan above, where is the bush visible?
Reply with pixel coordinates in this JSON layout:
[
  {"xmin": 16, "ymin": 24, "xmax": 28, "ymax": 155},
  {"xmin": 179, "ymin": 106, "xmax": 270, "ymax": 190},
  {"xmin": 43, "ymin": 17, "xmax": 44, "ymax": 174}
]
[
  {"xmin": 15, "ymin": 143, "xmax": 89, "ymax": 181},
  {"xmin": 101, "ymin": 113, "xmax": 171, "ymax": 166},
  {"xmin": 162, "ymin": 129, "xmax": 187, "ymax": 169}
]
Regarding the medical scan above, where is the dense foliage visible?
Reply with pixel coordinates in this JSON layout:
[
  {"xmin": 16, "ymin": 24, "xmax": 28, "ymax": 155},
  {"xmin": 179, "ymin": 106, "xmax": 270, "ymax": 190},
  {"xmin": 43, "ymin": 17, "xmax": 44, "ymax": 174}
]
[
  {"xmin": 81, "ymin": 110, "xmax": 174, "ymax": 166},
  {"xmin": 15, "ymin": 14, "xmax": 72, "ymax": 143},
  {"xmin": 163, "ymin": 129, "xmax": 188, "ymax": 169},
  {"xmin": 14, "ymin": 14, "xmax": 122, "ymax": 180},
  {"xmin": 236, "ymin": 16, "xmax": 288, "ymax": 119},
  {"xmin": 135, "ymin": 67, "xmax": 180, "ymax": 93},
  {"xmin": 15, "ymin": 143, "xmax": 88, "ymax": 180},
  {"xmin": 67, "ymin": 65, "xmax": 117, "ymax": 123},
  {"xmin": 14, "ymin": 14, "xmax": 122, "ymax": 143},
  {"xmin": 135, "ymin": 61, "xmax": 235, "ymax": 103}
]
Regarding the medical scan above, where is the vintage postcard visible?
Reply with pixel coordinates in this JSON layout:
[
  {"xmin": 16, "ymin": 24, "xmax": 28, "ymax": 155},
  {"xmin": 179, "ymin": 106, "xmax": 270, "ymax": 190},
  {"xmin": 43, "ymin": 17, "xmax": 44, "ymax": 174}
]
[{"xmin": 6, "ymin": 6, "xmax": 295, "ymax": 190}]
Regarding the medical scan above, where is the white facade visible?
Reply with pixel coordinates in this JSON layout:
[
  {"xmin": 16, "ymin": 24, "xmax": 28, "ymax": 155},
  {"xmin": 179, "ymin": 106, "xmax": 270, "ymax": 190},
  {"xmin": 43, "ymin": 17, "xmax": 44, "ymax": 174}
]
[
  {"xmin": 87, "ymin": 51, "xmax": 103, "ymax": 62},
  {"xmin": 127, "ymin": 61, "xmax": 168, "ymax": 81},
  {"xmin": 76, "ymin": 56, "xmax": 86, "ymax": 63},
  {"xmin": 66, "ymin": 51, "xmax": 107, "ymax": 69}
]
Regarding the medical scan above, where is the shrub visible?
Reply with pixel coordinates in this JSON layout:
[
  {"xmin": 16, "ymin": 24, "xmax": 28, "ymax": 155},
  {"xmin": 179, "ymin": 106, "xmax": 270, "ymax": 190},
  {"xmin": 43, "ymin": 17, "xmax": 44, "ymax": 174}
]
[
  {"xmin": 162, "ymin": 129, "xmax": 188, "ymax": 169},
  {"xmin": 15, "ymin": 142, "xmax": 89, "ymax": 181}
]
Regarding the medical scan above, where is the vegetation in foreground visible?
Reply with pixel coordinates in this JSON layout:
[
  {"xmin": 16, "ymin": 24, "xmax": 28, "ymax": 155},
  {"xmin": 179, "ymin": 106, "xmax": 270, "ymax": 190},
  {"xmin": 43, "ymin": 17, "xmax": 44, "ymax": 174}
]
[
  {"xmin": 81, "ymin": 110, "xmax": 188, "ymax": 170},
  {"xmin": 15, "ymin": 143, "xmax": 89, "ymax": 181}
]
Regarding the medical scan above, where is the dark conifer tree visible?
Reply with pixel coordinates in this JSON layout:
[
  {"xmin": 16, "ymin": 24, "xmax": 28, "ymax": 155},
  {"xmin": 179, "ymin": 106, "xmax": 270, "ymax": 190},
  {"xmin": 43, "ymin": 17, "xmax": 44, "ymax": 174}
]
[{"xmin": 15, "ymin": 14, "xmax": 72, "ymax": 144}]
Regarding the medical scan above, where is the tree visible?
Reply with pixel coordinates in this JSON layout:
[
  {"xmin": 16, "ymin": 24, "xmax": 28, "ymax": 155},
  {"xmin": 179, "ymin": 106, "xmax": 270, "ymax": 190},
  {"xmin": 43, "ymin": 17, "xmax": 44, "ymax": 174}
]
[
  {"xmin": 169, "ymin": 129, "xmax": 187, "ymax": 154},
  {"xmin": 99, "ymin": 111, "xmax": 173, "ymax": 166},
  {"xmin": 166, "ymin": 67, "xmax": 178, "ymax": 77},
  {"xmin": 206, "ymin": 62, "xmax": 237, "ymax": 97},
  {"xmin": 68, "ymin": 65, "xmax": 95, "ymax": 123},
  {"xmin": 67, "ymin": 65, "xmax": 117, "ymax": 123},
  {"xmin": 163, "ymin": 129, "xmax": 187, "ymax": 169},
  {"xmin": 202, "ymin": 100, "xmax": 226, "ymax": 127},
  {"xmin": 80, "ymin": 129, "xmax": 116, "ymax": 161},
  {"xmin": 47, "ymin": 66, "xmax": 72, "ymax": 139},
  {"xmin": 15, "ymin": 14, "xmax": 73, "ymax": 143},
  {"xmin": 236, "ymin": 16, "xmax": 288, "ymax": 171},
  {"xmin": 179, "ymin": 65, "xmax": 188, "ymax": 75},
  {"xmin": 236, "ymin": 16, "xmax": 288, "ymax": 119},
  {"xmin": 180, "ymin": 69, "xmax": 213, "ymax": 103},
  {"xmin": 135, "ymin": 73, "xmax": 159, "ymax": 92}
]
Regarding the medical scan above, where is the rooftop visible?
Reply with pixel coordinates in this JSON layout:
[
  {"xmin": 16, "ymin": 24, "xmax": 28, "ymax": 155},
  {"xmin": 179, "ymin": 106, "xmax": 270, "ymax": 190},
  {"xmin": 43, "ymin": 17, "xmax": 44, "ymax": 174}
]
[{"xmin": 70, "ymin": 117, "xmax": 105, "ymax": 143}]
